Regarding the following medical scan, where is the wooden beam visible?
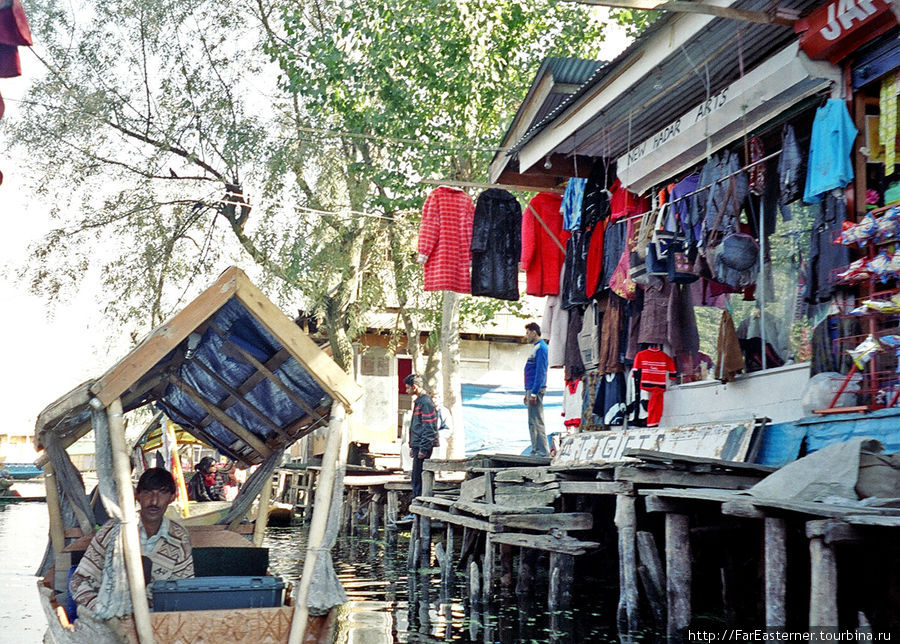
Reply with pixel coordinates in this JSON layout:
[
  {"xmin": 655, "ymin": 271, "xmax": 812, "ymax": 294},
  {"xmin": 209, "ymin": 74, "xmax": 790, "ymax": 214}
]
[
  {"xmin": 409, "ymin": 504, "xmax": 498, "ymax": 532},
  {"xmin": 167, "ymin": 375, "xmax": 272, "ymax": 458},
  {"xmin": 491, "ymin": 532, "xmax": 600, "ymax": 556},
  {"xmin": 453, "ymin": 498, "xmax": 556, "ymax": 517},
  {"xmin": 490, "ymin": 512, "xmax": 593, "ymax": 531},
  {"xmin": 563, "ymin": 0, "xmax": 794, "ymax": 26},
  {"xmin": 91, "ymin": 268, "xmax": 241, "ymax": 406},
  {"xmin": 108, "ymin": 398, "xmax": 155, "ymax": 644},
  {"xmin": 231, "ymin": 273, "xmax": 363, "ymax": 410},
  {"xmin": 559, "ymin": 480, "xmax": 632, "ymax": 495},
  {"xmin": 614, "ymin": 466, "xmax": 759, "ymax": 489}
]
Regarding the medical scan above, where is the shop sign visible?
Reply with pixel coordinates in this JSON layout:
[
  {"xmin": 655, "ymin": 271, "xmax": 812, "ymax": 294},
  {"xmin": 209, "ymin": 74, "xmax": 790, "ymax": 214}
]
[
  {"xmin": 553, "ymin": 419, "xmax": 756, "ymax": 466},
  {"xmin": 796, "ymin": 0, "xmax": 898, "ymax": 63},
  {"xmin": 616, "ymin": 43, "xmax": 840, "ymax": 195},
  {"xmin": 624, "ymin": 87, "xmax": 730, "ymax": 167}
]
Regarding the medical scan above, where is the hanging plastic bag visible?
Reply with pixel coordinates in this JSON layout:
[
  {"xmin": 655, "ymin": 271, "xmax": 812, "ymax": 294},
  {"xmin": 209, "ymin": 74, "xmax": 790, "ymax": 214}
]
[{"xmin": 848, "ymin": 335, "xmax": 881, "ymax": 370}]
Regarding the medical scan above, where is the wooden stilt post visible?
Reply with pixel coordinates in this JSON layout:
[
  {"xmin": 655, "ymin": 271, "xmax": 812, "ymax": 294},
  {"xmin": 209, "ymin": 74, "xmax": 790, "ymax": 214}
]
[
  {"xmin": 420, "ymin": 470, "xmax": 434, "ymax": 566},
  {"xmin": 807, "ymin": 522, "xmax": 838, "ymax": 629},
  {"xmin": 469, "ymin": 557, "xmax": 481, "ymax": 606},
  {"xmin": 408, "ymin": 516, "xmax": 420, "ymax": 570},
  {"xmin": 252, "ymin": 473, "xmax": 274, "ymax": 548},
  {"xmin": 288, "ymin": 403, "xmax": 348, "ymax": 644},
  {"xmin": 350, "ymin": 489, "xmax": 359, "ymax": 536},
  {"xmin": 637, "ymin": 530, "xmax": 666, "ymax": 629},
  {"xmin": 43, "ymin": 465, "xmax": 66, "ymax": 557},
  {"xmin": 102, "ymin": 397, "xmax": 155, "ymax": 644},
  {"xmin": 499, "ymin": 544, "xmax": 514, "ymax": 588},
  {"xmin": 444, "ymin": 524, "xmax": 454, "ymax": 591},
  {"xmin": 369, "ymin": 490, "xmax": 381, "ymax": 536},
  {"xmin": 482, "ymin": 532, "xmax": 494, "ymax": 605},
  {"xmin": 666, "ymin": 513, "xmax": 691, "ymax": 642},
  {"xmin": 765, "ymin": 517, "xmax": 787, "ymax": 629},
  {"xmin": 516, "ymin": 547, "xmax": 536, "ymax": 596},
  {"xmin": 548, "ymin": 552, "xmax": 575, "ymax": 612},
  {"xmin": 616, "ymin": 494, "xmax": 640, "ymax": 633},
  {"xmin": 386, "ymin": 490, "xmax": 398, "ymax": 546}
]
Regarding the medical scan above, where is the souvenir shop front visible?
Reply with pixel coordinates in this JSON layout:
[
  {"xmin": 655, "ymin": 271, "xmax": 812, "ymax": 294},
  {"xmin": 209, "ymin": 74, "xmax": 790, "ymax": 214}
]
[{"xmin": 485, "ymin": 4, "xmax": 899, "ymax": 441}]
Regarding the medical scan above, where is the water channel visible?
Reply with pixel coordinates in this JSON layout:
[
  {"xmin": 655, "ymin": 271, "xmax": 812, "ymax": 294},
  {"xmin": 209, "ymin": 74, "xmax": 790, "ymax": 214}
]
[{"xmin": 0, "ymin": 487, "xmax": 621, "ymax": 643}]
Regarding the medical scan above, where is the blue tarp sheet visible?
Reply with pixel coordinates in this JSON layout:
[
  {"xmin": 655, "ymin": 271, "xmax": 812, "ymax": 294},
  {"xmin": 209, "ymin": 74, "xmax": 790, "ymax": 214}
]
[
  {"xmin": 797, "ymin": 407, "xmax": 900, "ymax": 454},
  {"xmin": 462, "ymin": 383, "xmax": 563, "ymax": 456},
  {"xmin": 751, "ymin": 409, "xmax": 900, "ymax": 467},
  {"xmin": 155, "ymin": 297, "xmax": 331, "ymax": 461}
]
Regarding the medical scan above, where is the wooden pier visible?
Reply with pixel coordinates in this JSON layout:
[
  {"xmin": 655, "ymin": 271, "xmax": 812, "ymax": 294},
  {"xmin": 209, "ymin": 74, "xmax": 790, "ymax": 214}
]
[{"xmin": 278, "ymin": 443, "xmax": 900, "ymax": 638}]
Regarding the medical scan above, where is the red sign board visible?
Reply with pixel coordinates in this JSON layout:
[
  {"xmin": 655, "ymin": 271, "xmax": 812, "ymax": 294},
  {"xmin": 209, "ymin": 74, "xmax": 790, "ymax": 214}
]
[{"xmin": 796, "ymin": 0, "xmax": 898, "ymax": 63}]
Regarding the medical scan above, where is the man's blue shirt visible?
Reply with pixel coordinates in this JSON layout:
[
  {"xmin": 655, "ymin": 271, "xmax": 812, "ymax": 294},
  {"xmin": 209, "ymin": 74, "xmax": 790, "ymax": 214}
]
[{"xmin": 524, "ymin": 339, "xmax": 549, "ymax": 392}]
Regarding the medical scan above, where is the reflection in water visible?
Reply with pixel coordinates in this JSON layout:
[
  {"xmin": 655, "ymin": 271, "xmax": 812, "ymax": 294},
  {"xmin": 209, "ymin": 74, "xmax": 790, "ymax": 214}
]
[{"xmin": 266, "ymin": 525, "xmax": 620, "ymax": 643}]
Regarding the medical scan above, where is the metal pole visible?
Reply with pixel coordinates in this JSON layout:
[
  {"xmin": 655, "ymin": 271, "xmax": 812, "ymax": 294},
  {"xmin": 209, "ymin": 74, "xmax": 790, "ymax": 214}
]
[{"xmin": 760, "ymin": 199, "xmax": 767, "ymax": 371}]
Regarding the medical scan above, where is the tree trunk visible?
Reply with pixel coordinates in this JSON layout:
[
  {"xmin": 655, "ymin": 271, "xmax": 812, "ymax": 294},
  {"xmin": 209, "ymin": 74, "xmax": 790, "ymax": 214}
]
[{"xmin": 441, "ymin": 291, "xmax": 464, "ymax": 459}]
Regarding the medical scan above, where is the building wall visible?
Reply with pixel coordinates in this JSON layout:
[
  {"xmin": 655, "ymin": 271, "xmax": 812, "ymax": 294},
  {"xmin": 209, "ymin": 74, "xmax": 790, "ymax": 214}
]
[
  {"xmin": 0, "ymin": 434, "xmax": 39, "ymax": 464},
  {"xmin": 660, "ymin": 362, "xmax": 810, "ymax": 427},
  {"xmin": 350, "ymin": 345, "xmax": 399, "ymax": 444},
  {"xmin": 346, "ymin": 338, "xmax": 559, "ymax": 451}
]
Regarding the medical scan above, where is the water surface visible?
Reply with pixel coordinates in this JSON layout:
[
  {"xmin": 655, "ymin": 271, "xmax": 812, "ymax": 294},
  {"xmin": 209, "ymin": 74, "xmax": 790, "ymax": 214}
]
[{"xmin": 0, "ymin": 494, "xmax": 620, "ymax": 643}]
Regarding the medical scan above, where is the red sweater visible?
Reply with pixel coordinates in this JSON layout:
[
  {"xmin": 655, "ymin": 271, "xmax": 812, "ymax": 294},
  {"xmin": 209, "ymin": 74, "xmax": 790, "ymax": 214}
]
[{"xmin": 520, "ymin": 192, "xmax": 569, "ymax": 296}]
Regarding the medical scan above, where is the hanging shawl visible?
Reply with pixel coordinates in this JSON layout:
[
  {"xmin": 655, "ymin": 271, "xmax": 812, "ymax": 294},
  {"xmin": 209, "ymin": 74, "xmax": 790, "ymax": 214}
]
[
  {"xmin": 35, "ymin": 430, "xmax": 98, "ymax": 577},
  {"xmin": 82, "ymin": 407, "xmax": 133, "ymax": 618}
]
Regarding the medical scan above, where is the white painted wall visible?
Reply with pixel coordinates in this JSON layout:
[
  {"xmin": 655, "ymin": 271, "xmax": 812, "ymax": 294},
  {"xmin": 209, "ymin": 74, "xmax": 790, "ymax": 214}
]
[
  {"xmin": 351, "ymin": 345, "xmax": 399, "ymax": 443},
  {"xmin": 659, "ymin": 362, "xmax": 811, "ymax": 427}
]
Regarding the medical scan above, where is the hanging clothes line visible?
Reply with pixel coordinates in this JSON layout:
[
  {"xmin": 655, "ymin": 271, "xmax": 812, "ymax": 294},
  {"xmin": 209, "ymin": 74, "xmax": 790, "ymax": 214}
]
[
  {"xmin": 614, "ymin": 148, "xmax": 784, "ymax": 225},
  {"xmin": 419, "ymin": 178, "xmax": 565, "ymax": 195}
]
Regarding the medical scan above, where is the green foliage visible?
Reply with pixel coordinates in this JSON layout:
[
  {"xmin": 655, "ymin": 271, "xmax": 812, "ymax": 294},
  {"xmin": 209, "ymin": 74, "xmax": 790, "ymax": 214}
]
[{"xmin": 6, "ymin": 0, "xmax": 631, "ymax": 355}]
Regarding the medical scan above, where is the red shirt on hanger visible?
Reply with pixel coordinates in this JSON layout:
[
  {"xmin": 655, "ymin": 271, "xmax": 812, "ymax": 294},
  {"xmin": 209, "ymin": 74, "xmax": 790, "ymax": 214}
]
[{"xmin": 633, "ymin": 347, "xmax": 676, "ymax": 389}]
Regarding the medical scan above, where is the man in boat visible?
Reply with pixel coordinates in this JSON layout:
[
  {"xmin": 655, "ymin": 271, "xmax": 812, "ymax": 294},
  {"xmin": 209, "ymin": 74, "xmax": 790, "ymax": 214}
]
[
  {"xmin": 523, "ymin": 322, "xmax": 550, "ymax": 457},
  {"xmin": 70, "ymin": 468, "xmax": 194, "ymax": 613},
  {"xmin": 404, "ymin": 373, "xmax": 439, "ymax": 500}
]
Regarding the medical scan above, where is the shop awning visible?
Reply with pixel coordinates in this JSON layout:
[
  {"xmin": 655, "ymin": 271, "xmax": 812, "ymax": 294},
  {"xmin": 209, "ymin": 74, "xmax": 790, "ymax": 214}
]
[{"xmin": 616, "ymin": 42, "xmax": 840, "ymax": 195}]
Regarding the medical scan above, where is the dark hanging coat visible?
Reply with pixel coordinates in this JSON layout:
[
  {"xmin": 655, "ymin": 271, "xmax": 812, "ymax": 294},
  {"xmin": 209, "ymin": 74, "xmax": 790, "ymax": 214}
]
[{"xmin": 471, "ymin": 189, "xmax": 522, "ymax": 301}]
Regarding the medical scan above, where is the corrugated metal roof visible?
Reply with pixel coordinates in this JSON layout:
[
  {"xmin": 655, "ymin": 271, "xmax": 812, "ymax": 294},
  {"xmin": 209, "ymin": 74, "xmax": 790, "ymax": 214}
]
[
  {"xmin": 508, "ymin": 0, "xmax": 825, "ymax": 166},
  {"xmin": 490, "ymin": 56, "xmax": 605, "ymax": 174},
  {"xmin": 542, "ymin": 56, "xmax": 606, "ymax": 86}
]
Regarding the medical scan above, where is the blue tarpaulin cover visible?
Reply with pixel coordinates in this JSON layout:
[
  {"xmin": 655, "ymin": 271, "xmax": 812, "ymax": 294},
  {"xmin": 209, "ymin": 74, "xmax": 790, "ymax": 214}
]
[
  {"xmin": 796, "ymin": 407, "xmax": 900, "ymax": 455},
  {"xmin": 155, "ymin": 297, "xmax": 331, "ymax": 462}
]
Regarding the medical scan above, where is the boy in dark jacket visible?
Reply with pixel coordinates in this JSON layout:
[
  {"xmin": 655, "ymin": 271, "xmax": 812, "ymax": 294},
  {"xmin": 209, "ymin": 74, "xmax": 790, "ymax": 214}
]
[{"xmin": 405, "ymin": 373, "xmax": 438, "ymax": 500}]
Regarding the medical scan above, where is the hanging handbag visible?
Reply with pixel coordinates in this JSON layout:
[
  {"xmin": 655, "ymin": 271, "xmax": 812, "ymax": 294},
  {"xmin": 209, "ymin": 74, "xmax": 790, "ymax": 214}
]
[
  {"xmin": 629, "ymin": 250, "xmax": 651, "ymax": 285},
  {"xmin": 634, "ymin": 209, "xmax": 655, "ymax": 260},
  {"xmin": 651, "ymin": 202, "xmax": 676, "ymax": 260},
  {"xmin": 668, "ymin": 241, "xmax": 700, "ymax": 284}
]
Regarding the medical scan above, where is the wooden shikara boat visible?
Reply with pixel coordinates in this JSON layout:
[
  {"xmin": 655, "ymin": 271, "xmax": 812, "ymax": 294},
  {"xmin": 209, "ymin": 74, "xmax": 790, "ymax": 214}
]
[{"xmin": 33, "ymin": 267, "xmax": 362, "ymax": 644}]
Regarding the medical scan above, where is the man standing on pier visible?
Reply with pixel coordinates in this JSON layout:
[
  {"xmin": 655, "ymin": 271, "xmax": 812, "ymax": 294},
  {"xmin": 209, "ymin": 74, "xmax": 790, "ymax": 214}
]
[
  {"xmin": 523, "ymin": 322, "xmax": 550, "ymax": 457},
  {"xmin": 405, "ymin": 373, "xmax": 439, "ymax": 500}
]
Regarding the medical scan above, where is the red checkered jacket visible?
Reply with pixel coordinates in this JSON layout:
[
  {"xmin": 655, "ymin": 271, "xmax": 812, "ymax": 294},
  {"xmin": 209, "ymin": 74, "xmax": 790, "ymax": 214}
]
[{"xmin": 418, "ymin": 187, "xmax": 475, "ymax": 293}]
